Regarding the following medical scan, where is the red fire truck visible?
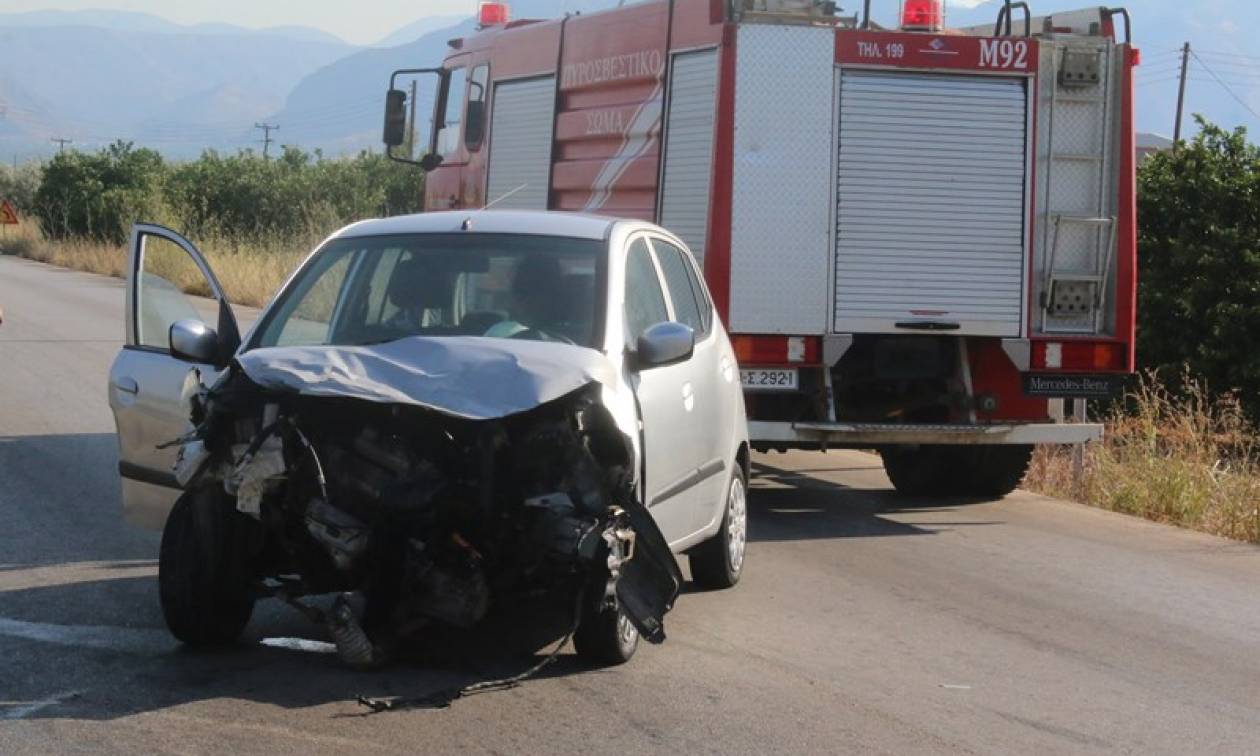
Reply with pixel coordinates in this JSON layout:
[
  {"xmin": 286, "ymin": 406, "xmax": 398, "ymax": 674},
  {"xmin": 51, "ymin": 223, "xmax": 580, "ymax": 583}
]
[{"xmin": 381, "ymin": 0, "xmax": 1138, "ymax": 497}]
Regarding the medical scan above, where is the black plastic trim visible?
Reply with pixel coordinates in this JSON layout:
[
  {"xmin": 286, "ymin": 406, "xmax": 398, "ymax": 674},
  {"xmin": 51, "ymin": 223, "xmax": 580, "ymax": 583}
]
[{"xmin": 118, "ymin": 461, "xmax": 181, "ymax": 490}]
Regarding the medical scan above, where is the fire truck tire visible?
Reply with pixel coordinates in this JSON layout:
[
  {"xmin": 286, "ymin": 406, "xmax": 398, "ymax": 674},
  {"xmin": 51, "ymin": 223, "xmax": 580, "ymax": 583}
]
[
  {"xmin": 159, "ymin": 487, "xmax": 256, "ymax": 647},
  {"xmin": 955, "ymin": 444, "xmax": 1034, "ymax": 498},
  {"xmin": 879, "ymin": 446, "xmax": 957, "ymax": 497}
]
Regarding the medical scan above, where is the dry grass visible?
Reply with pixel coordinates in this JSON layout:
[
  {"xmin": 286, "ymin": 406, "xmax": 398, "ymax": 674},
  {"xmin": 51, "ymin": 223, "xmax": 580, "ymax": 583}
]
[
  {"xmin": 1025, "ymin": 371, "xmax": 1260, "ymax": 544},
  {"xmin": 0, "ymin": 219, "xmax": 308, "ymax": 308}
]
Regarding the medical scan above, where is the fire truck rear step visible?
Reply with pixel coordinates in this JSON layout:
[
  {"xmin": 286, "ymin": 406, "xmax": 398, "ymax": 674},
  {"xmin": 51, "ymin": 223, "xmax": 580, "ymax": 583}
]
[{"xmin": 749, "ymin": 421, "xmax": 1103, "ymax": 447}]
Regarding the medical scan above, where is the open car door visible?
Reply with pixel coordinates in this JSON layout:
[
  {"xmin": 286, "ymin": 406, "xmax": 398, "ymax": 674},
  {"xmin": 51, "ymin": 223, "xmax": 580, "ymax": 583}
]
[{"xmin": 107, "ymin": 224, "xmax": 240, "ymax": 530}]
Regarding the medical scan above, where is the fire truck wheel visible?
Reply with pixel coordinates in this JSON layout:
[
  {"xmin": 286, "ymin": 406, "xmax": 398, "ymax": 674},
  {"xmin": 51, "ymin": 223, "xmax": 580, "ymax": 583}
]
[
  {"xmin": 956, "ymin": 444, "xmax": 1034, "ymax": 498},
  {"xmin": 879, "ymin": 446, "xmax": 957, "ymax": 498},
  {"xmin": 159, "ymin": 487, "xmax": 256, "ymax": 646}
]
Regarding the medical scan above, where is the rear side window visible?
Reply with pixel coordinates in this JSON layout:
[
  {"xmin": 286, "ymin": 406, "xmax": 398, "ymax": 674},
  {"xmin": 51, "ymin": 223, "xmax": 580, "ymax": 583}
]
[
  {"xmin": 624, "ymin": 238, "xmax": 669, "ymax": 345},
  {"xmin": 651, "ymin": 239, "xmax": 710, "ymax": 337}
]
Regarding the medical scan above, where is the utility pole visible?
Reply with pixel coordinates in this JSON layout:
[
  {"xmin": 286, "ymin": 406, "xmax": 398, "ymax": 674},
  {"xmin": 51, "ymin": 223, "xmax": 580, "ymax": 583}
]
[
  {"xmin": 1174, "ymin": 41, "xmax": 1190, "ymax": 146},
  {"xmin": 50, "ymin": 137, "xmax": 72, "ymax": 153},
  {"xmin": 254, "ymin": 122, "xmax": 279, "ymax": 159},
  {"xmin": 407, "ymin": 79, "xmax": 418, "ymax": 157}
]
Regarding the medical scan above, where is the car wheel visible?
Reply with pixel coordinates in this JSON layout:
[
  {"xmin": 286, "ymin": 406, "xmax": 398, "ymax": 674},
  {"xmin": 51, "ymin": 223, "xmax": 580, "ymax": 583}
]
[
  {"xmin": 689, "ymin": 467, "xmax": 747, "ymax": 590},
  {"xmin": 158, "ymin": 486, "xmax": 256, "ymax": 646},
  {"xmin": 574, "ymin": 604, "xmax": 639, "ymax": 666}
]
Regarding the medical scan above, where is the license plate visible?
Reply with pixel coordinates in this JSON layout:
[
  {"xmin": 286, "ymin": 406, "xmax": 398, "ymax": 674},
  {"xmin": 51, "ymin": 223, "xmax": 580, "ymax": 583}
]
[{"xmin": 740, "ymin": 368, "xmax": 798, "ymax": 391}]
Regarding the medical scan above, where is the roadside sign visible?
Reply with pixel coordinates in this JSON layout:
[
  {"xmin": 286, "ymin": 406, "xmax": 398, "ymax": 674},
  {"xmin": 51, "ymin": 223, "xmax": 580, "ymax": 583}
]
[{"xmin": 0, "ymin": 200, "xmax": 17, "ymax": 225}]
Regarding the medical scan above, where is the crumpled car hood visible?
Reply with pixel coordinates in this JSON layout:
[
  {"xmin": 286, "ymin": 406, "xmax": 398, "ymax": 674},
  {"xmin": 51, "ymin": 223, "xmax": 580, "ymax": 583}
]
[{"xmin": 234, "ymin": 336, "xmax": 619, "ymax": 421}]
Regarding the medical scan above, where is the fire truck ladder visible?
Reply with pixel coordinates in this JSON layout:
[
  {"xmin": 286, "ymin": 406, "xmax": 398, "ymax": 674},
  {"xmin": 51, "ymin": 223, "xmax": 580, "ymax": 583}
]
[{"xmin": 1041, "ymin": 42, "xmax": 1116, "ymax": 334}]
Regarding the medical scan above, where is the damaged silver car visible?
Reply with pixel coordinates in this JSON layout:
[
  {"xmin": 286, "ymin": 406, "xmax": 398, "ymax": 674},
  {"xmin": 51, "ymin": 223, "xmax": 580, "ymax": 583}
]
[{"xmin": 107, "ymin": 211, "xmax": 749, "ymax": 666}]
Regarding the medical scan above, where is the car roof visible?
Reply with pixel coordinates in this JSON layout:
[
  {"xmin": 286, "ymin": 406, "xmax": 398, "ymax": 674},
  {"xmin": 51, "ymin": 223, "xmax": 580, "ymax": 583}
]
[{"xmin": 331, "ymin": 210, "xmax": 622, "ymax": 242}]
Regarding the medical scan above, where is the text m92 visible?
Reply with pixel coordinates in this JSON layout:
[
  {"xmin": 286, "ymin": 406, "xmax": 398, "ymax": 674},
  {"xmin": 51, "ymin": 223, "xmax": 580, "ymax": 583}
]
[{"xmin": 979, "ymin": 39, "xmax": 1029, "ymax": 70}]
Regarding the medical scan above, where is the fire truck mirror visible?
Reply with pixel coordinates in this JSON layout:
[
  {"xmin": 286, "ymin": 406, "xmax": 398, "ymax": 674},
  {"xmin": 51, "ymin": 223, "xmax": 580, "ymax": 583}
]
[
  {"xmin": 383, "ymin": 89, "xmax": 407, "ymax": 147},
  {"xmin": 384, "ymin": 68, "xmax": 444, "ymax": 169}
]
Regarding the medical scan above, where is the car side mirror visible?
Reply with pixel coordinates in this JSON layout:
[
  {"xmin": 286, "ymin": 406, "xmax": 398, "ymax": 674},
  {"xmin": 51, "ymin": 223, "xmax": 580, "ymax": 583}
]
[
  {"xmin": 635, "ymin": 321, "xmax": 695, "ymax": 369},
  {"xmin": 169, "ymin": 319, "xmax": 220, "ymax": 364}
]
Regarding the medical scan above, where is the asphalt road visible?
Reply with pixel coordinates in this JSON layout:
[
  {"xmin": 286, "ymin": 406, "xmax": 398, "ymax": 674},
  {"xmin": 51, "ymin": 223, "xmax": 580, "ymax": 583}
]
[{"xmin": 3, "ymin": 255, "xmax": 1260, "ymax": 755}]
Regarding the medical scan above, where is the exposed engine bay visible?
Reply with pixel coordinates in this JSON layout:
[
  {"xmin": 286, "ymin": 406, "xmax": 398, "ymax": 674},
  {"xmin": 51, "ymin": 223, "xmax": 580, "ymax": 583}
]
[{"xmin": 169, "ymin": 338, "xmax": 682, "ymax": 669}]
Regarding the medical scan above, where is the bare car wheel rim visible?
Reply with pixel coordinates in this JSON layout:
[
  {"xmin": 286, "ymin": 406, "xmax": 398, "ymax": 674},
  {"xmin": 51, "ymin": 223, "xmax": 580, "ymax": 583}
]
[
  {"xmin": 617, "ymin": 611, "xmax": 638, "ymax": 646},
  {"xmin": 726, "ymin": 476, "xmax": 747, "ymax": 574}
]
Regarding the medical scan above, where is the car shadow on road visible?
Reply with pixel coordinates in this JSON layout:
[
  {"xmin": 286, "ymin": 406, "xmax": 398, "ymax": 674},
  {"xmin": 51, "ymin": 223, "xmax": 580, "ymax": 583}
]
[
  {"xmin": 0, "ymin": 570, "xmax": 624, "ymax": 721},
  {"xmin": 747, "ymin": 459, "xmax": 1003, "ymax": 542}
]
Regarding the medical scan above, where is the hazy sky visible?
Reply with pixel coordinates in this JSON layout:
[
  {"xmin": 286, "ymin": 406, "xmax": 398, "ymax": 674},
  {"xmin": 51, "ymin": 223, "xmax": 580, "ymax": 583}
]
[
  {"xmin": 0, "ymin": 0, "xmax": 996, "ymax": 45},
  {"xmin": 0, "ymin": 0, "xmax": 484, "ymax": 44}
]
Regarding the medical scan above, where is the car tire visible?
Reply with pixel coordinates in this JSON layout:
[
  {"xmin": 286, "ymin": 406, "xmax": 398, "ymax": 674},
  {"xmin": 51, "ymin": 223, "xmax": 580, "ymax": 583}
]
[
  {"xmin": 574, "ymin": 604, "xmax": 639, "ymax": 666},
  {"xmin": 689, "ymin": 467, "xmax": 747, "ymax": 590},
  {"xmin": 158, "ymin": 486, "xmax": 256, "ymax": 646}
]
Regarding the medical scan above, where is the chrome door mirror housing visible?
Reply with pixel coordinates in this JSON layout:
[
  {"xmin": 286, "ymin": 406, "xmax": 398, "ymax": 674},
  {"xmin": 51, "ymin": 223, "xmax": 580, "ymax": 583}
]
[
  {"xmin": 635, "ymin": 321, "xmax": 695, "ymax": 369},
  {"xmin": 169, "ymin": 319, "xmax": 219, "ymax": 364}
]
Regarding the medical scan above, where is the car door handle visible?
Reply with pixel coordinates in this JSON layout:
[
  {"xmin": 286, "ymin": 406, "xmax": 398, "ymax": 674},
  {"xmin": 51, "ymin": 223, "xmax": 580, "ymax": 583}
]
[{"xmin": 112, "ymin": 377, "xmax": 139, "ymax": 395}]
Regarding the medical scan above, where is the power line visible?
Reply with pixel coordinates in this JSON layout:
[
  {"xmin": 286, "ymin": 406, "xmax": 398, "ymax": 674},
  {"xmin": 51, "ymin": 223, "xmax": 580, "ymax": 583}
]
[
  {"xmin": 50, "ymin": 137, "xmax": 72, "ymax": 153},
  {"xmin": 1195, "ymin": 48, "xmax": 1260, "ymax": 64},
  {"xmin": 1190, "ymin": 50, "xmax": 1260, "ymax": 124},
  {"xmin": 254, "ymin": 122, "xmax": 279, "ymax": 159}
]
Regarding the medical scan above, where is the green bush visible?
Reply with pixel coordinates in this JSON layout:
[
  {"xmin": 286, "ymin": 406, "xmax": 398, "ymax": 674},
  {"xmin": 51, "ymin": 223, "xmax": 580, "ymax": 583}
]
[
  {"xmin": 33, "ymin": 141, "xmax": 165, "ymax": 245},
  {"xmin": 1137, "ymin": 118, "xmax": 1260, "ymax": 418},
  {"xmin": 28, "ymin": 143, "xmax": 426, "ymax": 248},
  {"xmin": 164, "ymin": 147, "xmax": 425, "ymax": 243}
]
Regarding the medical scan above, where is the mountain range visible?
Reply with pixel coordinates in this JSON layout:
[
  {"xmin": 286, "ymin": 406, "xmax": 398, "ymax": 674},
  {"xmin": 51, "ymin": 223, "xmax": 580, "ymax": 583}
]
[{"xmin": 0, "ymin": 1, "xmax": 1256, "ymax": 162}]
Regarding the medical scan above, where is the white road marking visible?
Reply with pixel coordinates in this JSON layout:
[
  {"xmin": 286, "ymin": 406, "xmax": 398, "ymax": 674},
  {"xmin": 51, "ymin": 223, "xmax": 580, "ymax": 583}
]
[
  {"xmin": 0, "ymin": 617, "xmax": 172, "ymax": 654},
  {"xmin": 1, "ymin": 689, "xmax": 84, "ymax": 720}
]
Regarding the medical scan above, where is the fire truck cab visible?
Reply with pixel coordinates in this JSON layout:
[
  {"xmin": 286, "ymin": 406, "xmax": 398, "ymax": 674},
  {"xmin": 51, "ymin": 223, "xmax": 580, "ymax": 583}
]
[{"xmin": 382, "ymin": 0, "xmax": 1138, "ymax": 497}]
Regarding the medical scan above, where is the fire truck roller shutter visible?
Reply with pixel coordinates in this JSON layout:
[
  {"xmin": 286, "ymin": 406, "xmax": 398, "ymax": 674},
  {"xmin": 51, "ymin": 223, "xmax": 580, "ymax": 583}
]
[
  {"xmin": 659, "ymin": 48, "xmax": 719, "ymax": 270},
  {"xmin": 833, "ymin": 70, "xmax": 1029, "ymax": 338},
  {"xmin": 485, "ymin": 75, "xmax": 557, "ymax": 210}
]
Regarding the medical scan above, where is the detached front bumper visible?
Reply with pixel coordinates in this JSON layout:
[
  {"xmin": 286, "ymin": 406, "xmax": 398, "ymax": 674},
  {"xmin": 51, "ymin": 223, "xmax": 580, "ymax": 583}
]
[{"xmin": 748, "ymin": 421, "xmax": 1103, "ymax": 447}]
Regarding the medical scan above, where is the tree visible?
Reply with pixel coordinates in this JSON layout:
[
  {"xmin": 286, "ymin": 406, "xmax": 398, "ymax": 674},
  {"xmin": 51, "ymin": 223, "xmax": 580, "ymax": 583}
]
[
  {"xmin": 1137, "ymin": 117, "xmax": 1260, "ymax": 416},
  {"xmin": 0, "ymin": 161, "xmax": 40, "ymax": 212}
]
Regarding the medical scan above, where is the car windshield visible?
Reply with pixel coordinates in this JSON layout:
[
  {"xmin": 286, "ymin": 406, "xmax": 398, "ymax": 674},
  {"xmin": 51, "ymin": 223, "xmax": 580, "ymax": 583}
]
[{"xmin": 252, "ymin": 233, "xmax": 604, "ymax": 350}]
